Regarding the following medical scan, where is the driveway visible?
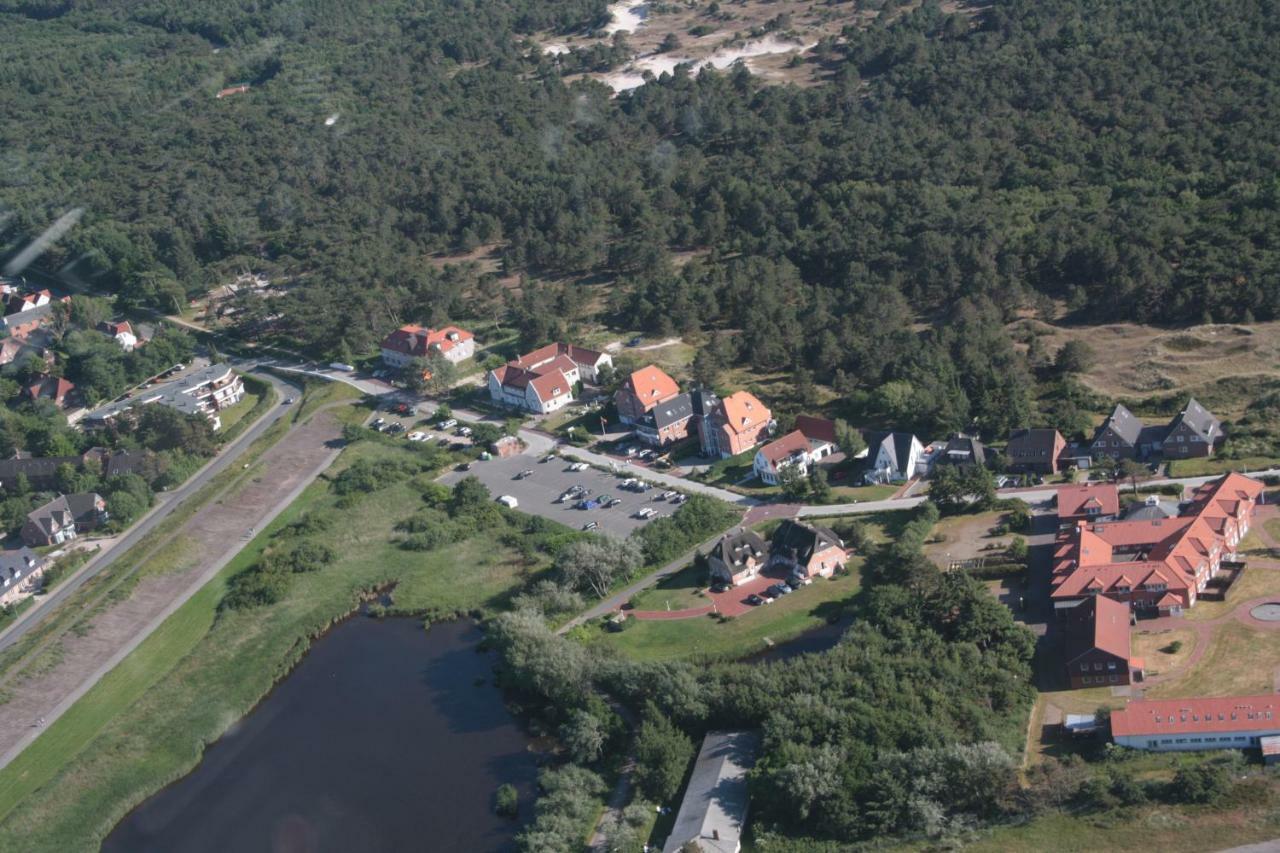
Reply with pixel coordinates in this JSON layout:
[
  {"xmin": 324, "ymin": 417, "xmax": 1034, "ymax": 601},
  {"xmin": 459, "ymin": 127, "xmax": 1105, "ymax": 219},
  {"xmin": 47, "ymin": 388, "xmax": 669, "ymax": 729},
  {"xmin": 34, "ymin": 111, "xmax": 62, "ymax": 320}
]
[{"xmin": 438, "ymin": 453, "xmax": 677, "ymax": 539}]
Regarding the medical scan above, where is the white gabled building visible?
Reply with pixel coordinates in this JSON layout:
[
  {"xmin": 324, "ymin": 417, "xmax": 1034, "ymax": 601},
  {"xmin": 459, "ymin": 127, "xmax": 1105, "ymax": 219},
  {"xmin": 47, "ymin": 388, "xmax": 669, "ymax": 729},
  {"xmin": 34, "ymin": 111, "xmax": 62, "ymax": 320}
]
[
  {"xmin": 486, "ymin": 342, "xmax": 611, "ymax": 414},
  {"xmin": 863, "ymin": 432, "xmax": 925, "ymax": 484}
]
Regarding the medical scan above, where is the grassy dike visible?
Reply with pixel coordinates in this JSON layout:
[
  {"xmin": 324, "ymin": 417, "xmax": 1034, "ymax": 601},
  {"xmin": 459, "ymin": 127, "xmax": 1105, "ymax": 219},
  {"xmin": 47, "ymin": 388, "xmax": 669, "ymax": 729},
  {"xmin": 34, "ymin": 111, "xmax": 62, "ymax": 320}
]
[
  {"xmin": 0, "ymin": 434, "xmax": 545, "ymax": 850},
  {"xmin": 0, "ymin": 375, "xmax": 340, "ymax": 684}
]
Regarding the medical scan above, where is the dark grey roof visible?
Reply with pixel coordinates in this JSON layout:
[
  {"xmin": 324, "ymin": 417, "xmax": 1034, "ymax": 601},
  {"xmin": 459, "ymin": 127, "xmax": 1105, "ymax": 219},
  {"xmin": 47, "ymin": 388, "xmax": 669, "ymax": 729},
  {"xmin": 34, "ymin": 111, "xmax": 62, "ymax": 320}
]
[
  {"xmin": 648, "ymin": 392, "xmax": 694, "ymax": 430},
  {"xmin": 770, "ymin": 519, "xmax": 843, "ymax": 565},
  {"xmin": 0, "ymin": 548, "xmax": 42, "ymax": 582},
  {"xmin": 1165, "ymin": 397, "xmax": 1221, "ymax": 443},
  {"xmin": 1094, "ymin": 404, "xmax": 1143, "ymax": 446},
  {"xmin": 942, "ymin": 434, "xmax": 986, "ymax": 466},
  {"xmin": 1136, "ymin": 425, "xmax": 1168, "ymax": 447},
  {"xmin": 662, "ymin": 731, "xmax": 759, "ymax": 853},
  {"xmin": 0, "ymin": 302, "xmax": 56, "ymax": 330},
  {"xmin": 690, "ymin": 388, "xmax": 719, "ymax": 418},
  {"xmin": 1123, "ymin": 496, "xmax": 1181, "ymax": 520},
  {"xmin": 867, "ymin": 431, "xmax": 919, "ymax": 475},
  {"xmin": 710, "ymin": 529, "xmax": 767, "ymax": 567},
  {"xmin": 1007, "ymin": 428, "xmax": 1061, "ymax": 454}
]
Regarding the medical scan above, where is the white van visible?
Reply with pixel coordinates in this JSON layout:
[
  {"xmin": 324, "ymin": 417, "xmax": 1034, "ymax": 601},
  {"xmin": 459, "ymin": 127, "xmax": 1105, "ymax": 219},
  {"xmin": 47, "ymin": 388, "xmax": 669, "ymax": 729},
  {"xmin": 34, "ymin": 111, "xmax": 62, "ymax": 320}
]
[{"xmin": 496, "ymin": 495, "xmax": 519, "ymax": 509}]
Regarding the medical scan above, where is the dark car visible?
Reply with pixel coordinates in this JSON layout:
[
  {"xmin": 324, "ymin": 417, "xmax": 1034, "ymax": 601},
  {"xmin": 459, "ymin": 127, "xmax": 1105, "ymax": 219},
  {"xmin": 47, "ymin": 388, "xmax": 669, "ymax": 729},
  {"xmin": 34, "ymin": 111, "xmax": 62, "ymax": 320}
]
[
  {"xmin": 628, "ymin": 336, "xmax": 643, "ymax": 347},
  {"xmin": 746, "ymin": 593, "xmax": 766, "ymax": 606},
  {"xmin": 710, "ymin": 582, "xmax": 730, "ymax": 594},
  {"xmin": 768, "ymin": 583, "xmax": 792, "ymax": 597}
]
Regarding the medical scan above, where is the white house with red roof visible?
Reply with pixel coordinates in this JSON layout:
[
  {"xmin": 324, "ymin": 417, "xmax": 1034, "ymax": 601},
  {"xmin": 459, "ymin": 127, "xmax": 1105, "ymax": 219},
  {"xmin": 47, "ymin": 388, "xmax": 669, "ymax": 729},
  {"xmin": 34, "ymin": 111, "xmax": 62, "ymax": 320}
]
[
  {"xmin": 486, "ymin": 342, "xmax": 611, "ymax": 414},
  {"xmin": 380, "ymin": 324, "xmax": 475, "ymax": 369},
  {"xmin": 752, "ymin": 416, "xmax": 836, "ymax": 485},
  {"xmin": 1111, "ymin": 694, "xmax": 1280, "ymax": 752}
]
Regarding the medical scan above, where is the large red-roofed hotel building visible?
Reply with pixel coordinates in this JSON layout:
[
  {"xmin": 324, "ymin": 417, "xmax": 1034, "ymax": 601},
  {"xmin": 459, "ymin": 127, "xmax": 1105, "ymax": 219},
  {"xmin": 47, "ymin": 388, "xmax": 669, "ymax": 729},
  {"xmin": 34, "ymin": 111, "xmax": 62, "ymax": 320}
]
[{"xmin": 1051, "ymin": 472, "xmax": 1263, "ymax": 617}]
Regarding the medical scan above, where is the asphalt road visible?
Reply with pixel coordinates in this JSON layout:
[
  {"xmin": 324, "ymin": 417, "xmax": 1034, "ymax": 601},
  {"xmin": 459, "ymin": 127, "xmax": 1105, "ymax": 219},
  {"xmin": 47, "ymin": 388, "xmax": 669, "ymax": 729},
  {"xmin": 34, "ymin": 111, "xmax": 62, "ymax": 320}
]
[
  {"xmin": 0, "ymin": 368, "xmax": 300, "ymax": 653},
  {"xmin": 439, "ymin": 453, "xmax": 683, "ymax": 538}
]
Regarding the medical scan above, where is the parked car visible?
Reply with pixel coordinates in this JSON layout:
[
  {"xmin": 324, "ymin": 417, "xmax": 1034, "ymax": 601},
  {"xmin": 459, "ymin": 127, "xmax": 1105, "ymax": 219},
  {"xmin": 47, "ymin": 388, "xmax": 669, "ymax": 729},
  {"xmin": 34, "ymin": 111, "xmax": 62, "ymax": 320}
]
[
  {"xmin": 283, "ymin": 397, "xmax": 294, "ymax": 405},
  {"xmin": 628, "ymin": 336, "xmax": 643, "ymax": 347},
  {"xmin": 597, "ymin": 494, "xmax": 613, "ymax": 505},
  {"xmin": 769, "ymin": 583, "xmax": 793, "ymax": 597},
  {"xmin": 582, "ymin": 521, "xmax": 599, "ymax": 531},
  {"xmin": 762, "ymin": 586, "xmax": 783, "ymax": 600},
  {"xmin": 625, "ymin": 446, "xmax": 639, "ymax": 457},
  {"xmin": 456, "ymin": 462, "xmax": 472, "ymax": 471},
  {"xmin": 569, "ymin": 461, "xmax": 589, "ymax": 472},
  {"xmin": 746, "ymin": 593, "xmax": 768, "ymax": 606},
  {"xmin": 608, "ymin": 498, "xmax": 623, "ymax": 508},
  {"xmin": 388, "ymin": 422, "xmax": 406, "ymax": 433},
  {"xmin": 787, "ymin": 575, "xmax": 812, "ymax": 590},
  {"xmin": 660, "ymin": 490, "xmax": 679, "ymax": 500},
  {"xmin": 457, "ymin": 426, "xmax": 473, "ymax": 437},
  {"xmin": 540, "ymin": 453, "xmax": 556, "ymax": 464},
  {"xmin": 639, "ymin": 449, "xmax": 656, "ymax": 460},
  {"xmin": 710, "ymin": 582, "xmax": 730, "ymax": 594},
  {"xmin": 515, "ymin": 469, "xmax": 534, "ymax": 480},
  {"xmin": 407, "ymin": 432, "xmax": 426, "ymax": 441},
  {"xmin": 372, "ymin": 417, "xmax": 386, "ymax": 428},
  {"xmin": 495, "ymin": 495, "xmax": 519, "ymax": 509},
  {"xmin": 437, "ymin": 418, "xmax": 458, "ymax": 430}
]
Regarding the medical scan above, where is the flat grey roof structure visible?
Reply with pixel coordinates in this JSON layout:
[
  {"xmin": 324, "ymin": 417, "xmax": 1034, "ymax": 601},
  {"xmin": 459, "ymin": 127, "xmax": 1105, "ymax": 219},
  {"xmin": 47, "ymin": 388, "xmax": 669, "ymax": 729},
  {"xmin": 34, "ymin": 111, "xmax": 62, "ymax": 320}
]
[
  {"xmin": 663, "ymin": 730, "xmax": 759, "ymax": 853},
  {"xmin": 86, "ymin": 363, "xmax": 236, "ymax": 423}
]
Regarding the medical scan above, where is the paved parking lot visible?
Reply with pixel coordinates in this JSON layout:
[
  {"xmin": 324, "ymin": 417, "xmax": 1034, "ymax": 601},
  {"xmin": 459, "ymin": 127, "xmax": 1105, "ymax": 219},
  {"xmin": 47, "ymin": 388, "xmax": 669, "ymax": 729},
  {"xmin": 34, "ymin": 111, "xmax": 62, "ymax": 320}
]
[{"xmin": 438, "ymin": 453, "xmax": 683, "ymax": 539}]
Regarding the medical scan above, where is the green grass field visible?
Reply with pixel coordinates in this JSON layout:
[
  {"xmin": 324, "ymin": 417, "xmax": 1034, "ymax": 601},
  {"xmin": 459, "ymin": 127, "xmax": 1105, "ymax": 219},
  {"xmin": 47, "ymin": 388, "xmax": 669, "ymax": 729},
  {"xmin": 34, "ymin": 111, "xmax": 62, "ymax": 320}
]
[
  {"xmin": 589, "ymin": 559, "xmax": 863, "ymax": 662},
  {"xmin": 628, "ymin": 563, "xmax": 711, "ymax": 612},
  {"xmin": 1166, "ymin": 455, "xmax": 1280, "ymax": 477},
  {"xmin": 0, "ymin": 437, "xmax": 543, "ymax": 851}
]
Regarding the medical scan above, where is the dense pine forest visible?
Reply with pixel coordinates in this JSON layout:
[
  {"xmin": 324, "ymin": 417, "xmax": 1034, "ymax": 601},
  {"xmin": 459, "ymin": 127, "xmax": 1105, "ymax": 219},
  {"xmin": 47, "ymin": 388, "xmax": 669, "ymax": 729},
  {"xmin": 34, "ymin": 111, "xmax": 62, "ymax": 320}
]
[{"xmin": 2, "ymin": 0, "xmax": 1278, "ymax": 440}]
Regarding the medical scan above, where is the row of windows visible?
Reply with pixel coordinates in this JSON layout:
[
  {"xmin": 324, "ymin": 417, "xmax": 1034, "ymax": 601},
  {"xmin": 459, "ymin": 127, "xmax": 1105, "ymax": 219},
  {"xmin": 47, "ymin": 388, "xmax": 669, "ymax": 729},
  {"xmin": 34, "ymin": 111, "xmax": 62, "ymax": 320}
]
[
  {"xmin": 1146, "ymin": 736, "xmax": 1257, "ymax": 746},
  {"xmin": 1080, "ymin": 674, "xmax": 1121, "ymax": 685},
  {"xmin": 1078, "ymin": 661, "xmax": 1120, "ymax": 672}
]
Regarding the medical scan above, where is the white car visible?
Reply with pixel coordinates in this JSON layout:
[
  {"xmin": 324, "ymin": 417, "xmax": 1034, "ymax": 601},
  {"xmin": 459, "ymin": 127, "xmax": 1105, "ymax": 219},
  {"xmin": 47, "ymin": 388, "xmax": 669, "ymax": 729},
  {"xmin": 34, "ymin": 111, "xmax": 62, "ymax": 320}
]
[
  {"xmin": 569, "ymin": 462, "xmax": 589, "ymax": 472},
  {"xmin": 407, "ymin": 432, "xmax": 426, "ymax": 441},
  {"xmin": 496, "ymin": 495, "xmax": 519, "ymax": 509},
  {"xmin": 438, "ymin": 419, "xmax": 458, "ymax": 430}
]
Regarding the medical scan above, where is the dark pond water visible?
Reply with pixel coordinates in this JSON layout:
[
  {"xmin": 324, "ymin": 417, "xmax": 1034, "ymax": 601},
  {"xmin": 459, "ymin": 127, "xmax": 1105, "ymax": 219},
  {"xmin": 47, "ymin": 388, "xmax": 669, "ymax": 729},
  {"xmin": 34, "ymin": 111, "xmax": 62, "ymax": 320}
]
[
  {"xmin": 102, "ymin": 618, "xmax": 540, "ymax": 853},
  {"xmin": 743, "ymin": 613, "xmax": 854, "ymax": 664}
]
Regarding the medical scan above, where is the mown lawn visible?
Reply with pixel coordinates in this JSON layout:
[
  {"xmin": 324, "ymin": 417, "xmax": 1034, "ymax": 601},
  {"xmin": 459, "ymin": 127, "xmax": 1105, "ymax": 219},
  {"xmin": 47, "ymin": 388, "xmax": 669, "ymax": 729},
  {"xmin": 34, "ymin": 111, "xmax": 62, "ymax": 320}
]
[
  {"xmin": 1146, "ymin": 621, "xmax": 1280, "ymax": 698},
  {"xmin": 589, "ymin": 559, "xmax": 864, "ymax": 662},
  {"xmin": 1166, "ymin": 455, "xmax": 1280, "ymax": 477},
  {"xmin": 628, "ymin": 562, "xmax": 711, "ymax": 612},
  {"xmin": 0, "ymin": 439, "xmax": 545, "ymax": 851}
]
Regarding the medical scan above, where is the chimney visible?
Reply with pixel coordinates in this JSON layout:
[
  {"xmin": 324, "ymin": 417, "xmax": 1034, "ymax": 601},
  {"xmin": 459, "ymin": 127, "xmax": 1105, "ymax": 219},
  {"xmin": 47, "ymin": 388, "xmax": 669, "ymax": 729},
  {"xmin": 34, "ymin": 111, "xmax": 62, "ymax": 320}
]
[{"xmin": 712, "ymin": 830, "xmax": 720, "ymax": 841}]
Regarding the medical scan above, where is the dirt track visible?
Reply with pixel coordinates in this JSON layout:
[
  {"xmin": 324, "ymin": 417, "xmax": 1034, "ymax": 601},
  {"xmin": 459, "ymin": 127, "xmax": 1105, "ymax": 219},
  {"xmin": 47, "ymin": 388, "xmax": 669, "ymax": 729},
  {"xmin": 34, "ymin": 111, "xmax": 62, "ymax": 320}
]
[{"xmin": 0, "ymin": 410, "xmax": 345, "ymax": 764}]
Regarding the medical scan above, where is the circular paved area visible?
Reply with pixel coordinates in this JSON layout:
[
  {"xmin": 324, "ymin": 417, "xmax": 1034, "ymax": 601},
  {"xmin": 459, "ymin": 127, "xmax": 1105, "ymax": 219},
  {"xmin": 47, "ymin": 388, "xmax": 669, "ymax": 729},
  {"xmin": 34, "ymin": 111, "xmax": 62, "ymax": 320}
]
[{"xmin": 1251, "ymin": 602, "xmax": 1280, "ymax": 622}]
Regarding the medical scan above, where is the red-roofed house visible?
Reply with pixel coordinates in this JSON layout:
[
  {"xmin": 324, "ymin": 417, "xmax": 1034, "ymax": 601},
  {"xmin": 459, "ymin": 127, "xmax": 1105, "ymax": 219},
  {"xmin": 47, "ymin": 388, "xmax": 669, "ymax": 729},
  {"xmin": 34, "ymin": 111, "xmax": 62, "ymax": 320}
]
[
  {"xmin": 1057, "ymin": 483, "xmax": 1120, "ymax": 524},
  {"xmin": 380, "ymin": 324, "xmax": 475, "ymax": 369},
  {"xmin": 486, "ymin": 342, "xmax": 612, "ymax": 414},
  {"xmin": 24, "ymin": 375, "xmax": 76, "ymax": 408},
  {"xmin": 1064, "ymin": 595, "xmax": 1139, "ymax": 689},
  {"xmin": 1111, "ymin": 694, "xmax": 1280, "ymax": 752},
  {"xmin": 615, "ymin": 366, "xmax": 681, "ymax": 425},
  {"xmin": 696, "ymin": 390, "xmax": 773, "ymax": 458},
  {"xmin": 752, "ymin": 418, "xmax": 836, "ymax": 485},
  {"xmin": 96, "ymin": 320, "xmax": 138, "ymax": 351}
]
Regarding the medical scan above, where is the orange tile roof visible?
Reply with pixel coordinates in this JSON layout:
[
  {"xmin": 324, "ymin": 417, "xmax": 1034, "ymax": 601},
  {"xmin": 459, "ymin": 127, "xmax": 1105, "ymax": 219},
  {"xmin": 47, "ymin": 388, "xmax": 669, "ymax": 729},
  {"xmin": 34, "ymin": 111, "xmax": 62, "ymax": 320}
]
[
  {"xmin": 721, "ymin": 391, "xmax": 771, "ymax": 436},
  {"xmin": 1057, "ymin": 483, "xmax": 1120, "ymax": 519},
  {"xmin": 1112, "ymin": 695, "xmax": 1280, "ymax": 737},
  {"xmin": 624, "ymin": 366, "xmax": 680, "ymax": 407}
]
